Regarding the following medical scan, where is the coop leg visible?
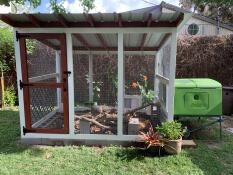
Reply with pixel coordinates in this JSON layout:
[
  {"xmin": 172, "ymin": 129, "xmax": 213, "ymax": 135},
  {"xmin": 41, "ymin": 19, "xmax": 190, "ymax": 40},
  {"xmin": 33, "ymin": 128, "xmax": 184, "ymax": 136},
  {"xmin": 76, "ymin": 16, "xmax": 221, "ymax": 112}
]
[{"xmin": 219, "ymin": 116, "xmax": 223, "ymax": 141}]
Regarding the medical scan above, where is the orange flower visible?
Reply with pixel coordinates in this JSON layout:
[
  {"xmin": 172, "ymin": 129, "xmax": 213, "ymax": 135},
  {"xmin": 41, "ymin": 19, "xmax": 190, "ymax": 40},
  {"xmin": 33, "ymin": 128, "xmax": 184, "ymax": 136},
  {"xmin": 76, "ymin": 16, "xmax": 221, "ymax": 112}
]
[
  {"xmin": 143, "ymin": 75, "xmax": 148, "ymax": 81},
  {"xmin": 131, "ymin": 82, "xmax": 138, "ymax": 89}
]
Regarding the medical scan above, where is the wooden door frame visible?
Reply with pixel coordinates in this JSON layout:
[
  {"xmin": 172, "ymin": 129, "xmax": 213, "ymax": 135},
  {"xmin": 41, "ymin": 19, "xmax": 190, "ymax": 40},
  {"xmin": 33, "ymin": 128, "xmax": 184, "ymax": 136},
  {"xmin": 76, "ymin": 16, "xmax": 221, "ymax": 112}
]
[{"xmin": 19, "ymin": 33, "xmax": 69, "ymax": 134}]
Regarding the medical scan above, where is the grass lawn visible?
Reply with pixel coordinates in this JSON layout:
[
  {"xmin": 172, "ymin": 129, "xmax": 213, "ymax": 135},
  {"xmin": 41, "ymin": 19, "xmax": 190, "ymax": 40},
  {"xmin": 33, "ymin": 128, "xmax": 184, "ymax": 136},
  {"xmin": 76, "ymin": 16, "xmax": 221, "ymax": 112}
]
[{"xmin": 0, "ymin": 110, "xmax": 233, "ymax": 175}]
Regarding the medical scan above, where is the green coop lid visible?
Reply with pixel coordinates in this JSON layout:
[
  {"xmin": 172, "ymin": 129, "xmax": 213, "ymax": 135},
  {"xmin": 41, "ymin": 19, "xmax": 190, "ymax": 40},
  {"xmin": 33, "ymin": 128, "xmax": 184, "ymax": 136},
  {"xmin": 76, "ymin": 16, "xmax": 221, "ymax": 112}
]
[
  {"xmin": 175, "ymin": 78, "xmax": 222, "ymax": 88},
  {"xmin": 175, "ymin": 79, "xmax": 195, "ymax": 88}
]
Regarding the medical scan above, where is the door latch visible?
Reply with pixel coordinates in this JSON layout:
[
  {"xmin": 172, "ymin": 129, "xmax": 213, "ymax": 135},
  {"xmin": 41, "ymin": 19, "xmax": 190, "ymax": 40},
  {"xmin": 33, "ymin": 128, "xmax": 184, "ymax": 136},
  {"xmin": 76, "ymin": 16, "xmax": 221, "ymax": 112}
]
[{"xmin": 64, "ymin": 71, "xmax": 71, "ymax": 76}]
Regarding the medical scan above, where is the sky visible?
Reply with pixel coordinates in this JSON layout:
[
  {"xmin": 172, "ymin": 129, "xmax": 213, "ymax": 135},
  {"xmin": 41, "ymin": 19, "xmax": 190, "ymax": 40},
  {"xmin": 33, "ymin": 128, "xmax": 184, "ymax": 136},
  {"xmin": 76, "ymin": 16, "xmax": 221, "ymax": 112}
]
[{"xmin": 0, "ymin": 0, "xmax": 180, "ymax": 13}]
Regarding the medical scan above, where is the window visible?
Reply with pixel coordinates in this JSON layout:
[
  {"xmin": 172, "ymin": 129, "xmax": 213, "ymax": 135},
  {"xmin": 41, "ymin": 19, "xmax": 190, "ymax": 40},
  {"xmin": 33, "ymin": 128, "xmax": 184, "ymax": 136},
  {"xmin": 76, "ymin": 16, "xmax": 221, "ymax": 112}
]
[{"xmin": 187, "ymin": 23, "xmax": 199, "ymax": 35}]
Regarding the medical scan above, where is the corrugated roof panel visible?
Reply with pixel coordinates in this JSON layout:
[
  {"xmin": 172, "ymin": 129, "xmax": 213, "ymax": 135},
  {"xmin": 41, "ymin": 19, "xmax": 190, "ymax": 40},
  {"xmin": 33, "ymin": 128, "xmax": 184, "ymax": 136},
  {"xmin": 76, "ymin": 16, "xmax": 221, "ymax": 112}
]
[
  {"xmin": 33, "ymin": 14, "xmax": 58, "ymax": 22},
  {"xmin": 92, "ymin": 13, "xmax": 115, "ymax": 22},
  {"xmin": 72, "ymin": 36, "xmax": 83, "ymax": 47},
  {"xmin": 124, "ymin": 33, "xmax": 143, "ymax": 47},
  {"xmin": 6, "ymin": 14, "xmax": 29, "ymax": 22},
  {"xmin": 102, "ymin": 34, "xmax": 117, "ymax": 47},
  {"xmin": 82, "ymin": 34, "xmax": 102, "ymax": 47},
  {"xmin": 145, "ymin": 33, "xmax": 163, "ymax": 47},
  {"xmin": 159, "ymin": 13, "xmax": 176, "ymax": 21}
]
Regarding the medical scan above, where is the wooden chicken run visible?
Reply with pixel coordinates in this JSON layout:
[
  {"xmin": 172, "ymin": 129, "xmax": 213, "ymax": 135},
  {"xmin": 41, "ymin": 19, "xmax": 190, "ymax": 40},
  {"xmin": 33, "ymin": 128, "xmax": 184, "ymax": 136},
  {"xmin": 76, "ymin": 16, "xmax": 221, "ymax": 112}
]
[{"xmin": 0, "ymin": 2, "xmax": 191, "ymax": 145}]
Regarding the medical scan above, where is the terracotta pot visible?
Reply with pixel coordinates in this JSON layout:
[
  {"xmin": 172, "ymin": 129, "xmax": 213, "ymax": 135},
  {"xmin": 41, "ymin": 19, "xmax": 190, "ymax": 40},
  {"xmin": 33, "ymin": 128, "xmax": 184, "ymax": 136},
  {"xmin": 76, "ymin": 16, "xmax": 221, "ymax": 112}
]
[{"xmin": 164, "ymin": 138, "xmax": 182, "ymax": 154}]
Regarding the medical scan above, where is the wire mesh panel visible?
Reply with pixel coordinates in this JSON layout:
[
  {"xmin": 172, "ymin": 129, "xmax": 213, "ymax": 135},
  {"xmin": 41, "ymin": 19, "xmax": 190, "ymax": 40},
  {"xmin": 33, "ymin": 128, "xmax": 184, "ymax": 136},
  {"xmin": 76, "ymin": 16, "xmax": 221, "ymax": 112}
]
[
  {"xmin": 24, "ymin": 38, "xmax": 65, "ymax": 130},
  {"xmin": 73, "ymin": 54, "xmax": 89, "ymax": 104},
  {"xmin": 73, "ymin": 53, "xmax": 118, "ymax": 135},
  {"xmin": 123, "ymin": 33, "xmax": 158, "ymax": 135},
  {"xmin": 29, "ymin": 87, "xmax": 63, "ymax": 129},
  {"xmin": 93, "ymin": 54, "xmax": 118, "ymax": 106},
  {"xmin": 156, "ymin": 38, "xmax": 172, "ymax": 119},
  {"xmin": 26, "ymin": 39, "xmax": 58, "ymax": 83},
  {"xmin": 72, "ymin": 33, "xmax": 119, "ymax": 135}
]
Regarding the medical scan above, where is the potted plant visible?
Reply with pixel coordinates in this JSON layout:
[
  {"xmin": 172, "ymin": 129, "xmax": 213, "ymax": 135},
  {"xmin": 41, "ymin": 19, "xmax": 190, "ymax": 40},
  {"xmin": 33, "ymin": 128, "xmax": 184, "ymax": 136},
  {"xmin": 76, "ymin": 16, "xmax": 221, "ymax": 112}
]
[
  {"xmin": 139, "ymin": 123, "xmax": 164, "ymax": 155},
  {"xmin": 156, "ymin": 121, "xmax": 185, "ymax": 154}
]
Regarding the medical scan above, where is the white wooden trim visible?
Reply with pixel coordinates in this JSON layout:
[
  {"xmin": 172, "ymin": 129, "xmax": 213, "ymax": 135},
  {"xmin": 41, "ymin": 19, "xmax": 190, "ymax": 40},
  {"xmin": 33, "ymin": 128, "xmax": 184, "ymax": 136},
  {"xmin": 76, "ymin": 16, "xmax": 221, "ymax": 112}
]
[
  {"xmin": 177, "ymin": 13, "xmax": 192, "ymax": 32},
  {"xmin": 31, "ymin": 110, "xmax": 57, "ymax": 128},
  {"xmin": 155, "ymin": 73, "xmax": 169, "ymax": 84},
  {"xmin": 28, "ymin": 73, "xmax": 59, "ymax": 83},
  {"xmin": 66, "ymin": 33, "xmax": 75, "ymax": 135},
  {"xmin": 167, "ymin": 31, "xmax": 177, "ymax": 121},
  {"xmin": 22, "ymin": 133, "xmax": 140, "ymax": 141},
  {"xmin": 55, "ymin": 51, "xmax": 62, "ymax": 110},
  {"xmin": 73, "ymin": 50, "xmax": 157, "ymax": 55},
  {"xmin": 13, "ymin": 29, "xmax": 25, "ymax": 137},
  {"xmin": 117, "ymin": 32, "xmax": 124, "ymax": 136},
  {"xmin": 88, "ymin": 54, "xmax": 93, "ymax": 102},
  {"xmin": 15, "ymin": 27, "xmax": 176, "ymax": 34},
  {"xmin": 160, "ymin": 102, "xmax": 168, "ymax": 117}
]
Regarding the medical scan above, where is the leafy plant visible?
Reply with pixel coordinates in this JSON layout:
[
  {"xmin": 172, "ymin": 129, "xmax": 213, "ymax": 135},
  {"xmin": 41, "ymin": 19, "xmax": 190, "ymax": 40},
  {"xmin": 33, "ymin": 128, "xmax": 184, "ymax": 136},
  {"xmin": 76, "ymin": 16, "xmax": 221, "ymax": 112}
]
[
  {"xmin": 109, "ymin": 71, "xmax": 118, "ymax": 105},
  {"xmin": 139, "ymin": 123, "xmax": 164, "ymax": 148},
  {"xmin": 0, "ymin": 0, "xmax": 95, "ymax": 13},
  {"xmin": 85, "ymin": 74, "xmax": 102, "ymax": 104},
  {"xmin": 156, "ymin": 121, "xmax": 185, "ymax": 140},
  {"xmin": 93, "ymin": 81, "xmax": 102, "ymax": 104},
  {"xmin": 131, "ymin": 74, "xmax": 155, "ymax": 105},
  {"xmin": 4, "ymin": 86, "xmax": 16, "ymax": 107}
]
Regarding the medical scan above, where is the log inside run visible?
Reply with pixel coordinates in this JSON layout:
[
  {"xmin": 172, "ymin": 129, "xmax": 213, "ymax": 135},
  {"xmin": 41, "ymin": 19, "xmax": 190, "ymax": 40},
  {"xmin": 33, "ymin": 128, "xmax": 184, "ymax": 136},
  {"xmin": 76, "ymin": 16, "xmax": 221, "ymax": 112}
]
[{"xmin": 75, "ymin": 114, "xmax": 111, "ymax": 129}]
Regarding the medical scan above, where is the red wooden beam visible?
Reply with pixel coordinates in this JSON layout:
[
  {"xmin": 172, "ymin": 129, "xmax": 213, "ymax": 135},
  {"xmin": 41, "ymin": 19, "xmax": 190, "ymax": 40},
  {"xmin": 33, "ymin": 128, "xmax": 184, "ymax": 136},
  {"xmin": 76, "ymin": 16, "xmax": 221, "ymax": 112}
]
[
  {"xmin": 73, "ymin": 34, "xmax": 90, "ymax": 50},
  {"xmin": 84, "ymin": 14, "xmax": 109, "ymax": 50},
  {"xmin": 2, "ymin": 20, "xmax": 180, "ymax": 28},
  {"xmin": 146, "ymin": 13, "xmax": 152, "ymax": 27},
  {"xmin": 140, "ymin": 13, "xmax": 153, "ymax": 50},
  {"xmin": 84, "ymin": 13, "xmax": 95, "ymax": 27},
  {"xmin": 25, "ymin": 14, "xmax": 41, "ymax": 27},
  {"xmin": 140, "ymin": 33, "xmax": 147, "ymax": 51},
  {"xmin": 0, "ymin": 15, "xmax": 15, "ymax": 26}
]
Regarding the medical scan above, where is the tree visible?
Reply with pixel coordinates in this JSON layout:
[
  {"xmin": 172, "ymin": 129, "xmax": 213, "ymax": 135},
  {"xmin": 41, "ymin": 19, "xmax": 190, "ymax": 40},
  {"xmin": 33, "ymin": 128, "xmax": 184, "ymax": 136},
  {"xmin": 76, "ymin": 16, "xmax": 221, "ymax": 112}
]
[
  {"xmin": 0, "ymin": 0, "xmax": 95, "ymax": 13},
  {"xmin": 0, "ymin": 28, "xmax": 14, "ymax": 107},
  {"xmin": 180, "ymin": 0, "xmax": 233, "ymax": 23}
]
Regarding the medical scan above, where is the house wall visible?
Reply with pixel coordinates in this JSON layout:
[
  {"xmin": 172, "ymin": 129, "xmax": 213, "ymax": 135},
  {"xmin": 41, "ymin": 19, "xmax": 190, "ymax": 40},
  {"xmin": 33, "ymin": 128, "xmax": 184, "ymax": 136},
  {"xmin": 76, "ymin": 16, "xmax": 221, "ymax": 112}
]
[{"xmin": 179, "ymin": 17, "xmax": 233, "ymax": 36}]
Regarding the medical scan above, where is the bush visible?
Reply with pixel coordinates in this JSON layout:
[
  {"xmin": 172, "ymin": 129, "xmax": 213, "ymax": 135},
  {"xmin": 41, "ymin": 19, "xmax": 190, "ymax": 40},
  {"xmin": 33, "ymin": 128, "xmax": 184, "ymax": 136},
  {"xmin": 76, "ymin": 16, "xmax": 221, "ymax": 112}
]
[
  {"xmin": 4, "ymin": 86, "xmax": 16, "ymax": 107},
  {"xmin": 156, "ymin": 121, "xmax": 184, "ymax": 140}
]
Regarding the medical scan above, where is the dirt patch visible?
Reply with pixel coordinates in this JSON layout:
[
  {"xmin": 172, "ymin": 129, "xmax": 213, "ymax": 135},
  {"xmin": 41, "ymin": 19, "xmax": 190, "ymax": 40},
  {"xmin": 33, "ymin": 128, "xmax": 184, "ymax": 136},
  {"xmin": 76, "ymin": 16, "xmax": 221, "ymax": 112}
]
[{"xmin": 205, "ymin": 141, "xmax": 222, "ymax": 149}]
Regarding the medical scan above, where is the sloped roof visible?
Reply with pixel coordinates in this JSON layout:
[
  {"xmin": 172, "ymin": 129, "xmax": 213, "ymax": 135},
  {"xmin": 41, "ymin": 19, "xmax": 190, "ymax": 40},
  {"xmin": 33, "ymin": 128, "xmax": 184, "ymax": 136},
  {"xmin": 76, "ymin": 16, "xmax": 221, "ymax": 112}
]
[
  {"xmin": 0, "ymin": 2, "xmax": 190, "ymax": 52},
  {"xmin": 0, "ymin": 1, "xmax": 186, "ymax": 28}
]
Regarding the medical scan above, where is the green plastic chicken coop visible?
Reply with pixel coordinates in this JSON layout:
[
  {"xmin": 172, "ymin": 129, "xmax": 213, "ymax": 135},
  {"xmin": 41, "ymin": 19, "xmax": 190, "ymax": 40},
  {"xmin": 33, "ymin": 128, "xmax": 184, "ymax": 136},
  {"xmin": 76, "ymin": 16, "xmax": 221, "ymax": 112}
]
[{"xmin": 174, "ymin": 78, "xmax": 222, "ymax": 116}]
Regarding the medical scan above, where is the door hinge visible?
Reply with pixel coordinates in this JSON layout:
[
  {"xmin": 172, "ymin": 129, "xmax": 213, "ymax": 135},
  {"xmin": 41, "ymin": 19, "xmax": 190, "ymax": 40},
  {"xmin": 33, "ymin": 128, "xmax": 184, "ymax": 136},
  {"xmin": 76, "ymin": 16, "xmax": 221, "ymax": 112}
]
[
  {"xmin": 19, "ymin": 80, "xmax": 32, "ymax": 90},
  {"xmin": 23, "ymin": 127, "xmax": 37, "ymax": 135},
  {"xmin": 16, "ymin": 31, "xmax": 21, "ymax": 42}
]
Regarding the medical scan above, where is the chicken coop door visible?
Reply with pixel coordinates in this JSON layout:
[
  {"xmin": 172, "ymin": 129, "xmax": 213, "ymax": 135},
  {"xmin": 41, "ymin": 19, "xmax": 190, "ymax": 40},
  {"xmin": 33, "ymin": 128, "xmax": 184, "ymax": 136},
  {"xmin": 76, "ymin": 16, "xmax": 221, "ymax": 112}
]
[{"xmin": 19, "ymin": 33, "xmax": 69, "ymax": 134}]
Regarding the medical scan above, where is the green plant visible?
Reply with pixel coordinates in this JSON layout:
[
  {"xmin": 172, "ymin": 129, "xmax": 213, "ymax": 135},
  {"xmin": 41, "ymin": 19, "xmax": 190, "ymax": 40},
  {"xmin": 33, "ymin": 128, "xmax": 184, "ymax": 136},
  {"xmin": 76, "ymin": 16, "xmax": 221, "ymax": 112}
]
[
  {"xmin": 93, "ymin": 81, "xmax": 102, "ymax": 103},
  {"xmin": 4, "ymin": 86, "xmax": 16, "ymax": 107},
  {"xmin": 131, "ymin": 75, "xmax": 155, "ymax": 105},
  {"xmin": 156, "ymin": 121, "xmax": 185, "ymax": 140}
]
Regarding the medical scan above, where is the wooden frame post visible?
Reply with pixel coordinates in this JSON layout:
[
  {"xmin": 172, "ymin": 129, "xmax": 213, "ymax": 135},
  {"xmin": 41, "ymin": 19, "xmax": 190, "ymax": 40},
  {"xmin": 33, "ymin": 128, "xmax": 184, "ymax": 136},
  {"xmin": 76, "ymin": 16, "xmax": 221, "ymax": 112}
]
[
  {"xmin": 117, "ymin": 32, "xmax": 124, "ymax": 136},
  {"xmin": 167, "ymin": 30, "xmax": 177, "ymax": 121},
  {"xmin": 154, "ymin": 52, "xmax": 159, "ymax": 101},
  {"xmin": 88, "ymin": 53, "xmax": 94, "ymax": 102},
  {"xmin": 14, "ymin": 30, "xmax": 25, "ymax": 137},
  {"xmin": 66, "ymin": 33, "xmax": 75, "ymax": 135},
  {"xmin": 55, "ymin": 51, "xmax": 62, "ymax": 110}
]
